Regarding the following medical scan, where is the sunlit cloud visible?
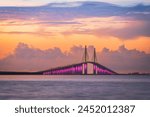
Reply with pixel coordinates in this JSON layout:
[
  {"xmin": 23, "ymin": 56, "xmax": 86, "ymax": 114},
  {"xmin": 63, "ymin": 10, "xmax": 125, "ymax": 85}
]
[{"xmin": 0, "ymin": 16, "xmax": 147, "ymax": 39}]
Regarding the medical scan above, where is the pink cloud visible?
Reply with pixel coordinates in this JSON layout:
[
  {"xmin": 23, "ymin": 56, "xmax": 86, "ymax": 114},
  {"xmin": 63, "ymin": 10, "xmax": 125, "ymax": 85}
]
[{"xmin": 0, "ymin": 43, "xmax": 150, "ymax": 73}]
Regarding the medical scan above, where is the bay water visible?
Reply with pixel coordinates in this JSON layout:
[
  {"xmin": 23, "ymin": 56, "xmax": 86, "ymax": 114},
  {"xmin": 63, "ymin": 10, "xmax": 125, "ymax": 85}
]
[{"xmin": 0, "ymin": 75, "xmax": 149, "ymax": 100}]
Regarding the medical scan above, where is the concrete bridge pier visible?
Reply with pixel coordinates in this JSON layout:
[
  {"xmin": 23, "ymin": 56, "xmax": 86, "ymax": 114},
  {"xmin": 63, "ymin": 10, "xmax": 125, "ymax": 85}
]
[
  {"xmin": 83, "ymin": 63, "xmax": 87, "ymax": 75},
  {"xmin": 93, "ymin": 64, "xmax": 97, "ymax": 75}
]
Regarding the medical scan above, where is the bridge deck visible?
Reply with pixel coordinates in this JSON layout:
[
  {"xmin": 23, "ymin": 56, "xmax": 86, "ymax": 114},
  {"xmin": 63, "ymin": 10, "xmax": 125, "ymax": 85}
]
[{"xmin": 38, "ymin": 61, "xmax": 117, "ymax": 75}]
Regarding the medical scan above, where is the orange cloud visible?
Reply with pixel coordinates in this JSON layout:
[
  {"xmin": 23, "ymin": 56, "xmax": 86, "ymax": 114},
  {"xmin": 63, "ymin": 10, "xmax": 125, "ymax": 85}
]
[{"xmin": 0, "ymin": 16, "xmax": 150, "ymax": 59}]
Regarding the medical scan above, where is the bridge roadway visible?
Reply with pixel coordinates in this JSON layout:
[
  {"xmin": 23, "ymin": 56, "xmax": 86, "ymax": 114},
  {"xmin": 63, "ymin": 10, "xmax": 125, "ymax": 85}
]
[{"xmin": 38, "ymin": 61, "xmax": 117, "ymax": 75}]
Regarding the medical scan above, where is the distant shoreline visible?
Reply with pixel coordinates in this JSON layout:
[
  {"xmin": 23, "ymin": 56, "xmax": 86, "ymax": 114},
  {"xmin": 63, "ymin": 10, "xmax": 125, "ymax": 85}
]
[
  {"xmin": 0, "ymin": 71, "xmax": 150, "ymax": 75},
  {"xmin": 0, "ymin": 71, "xmax": 40, "ymax": 75}
]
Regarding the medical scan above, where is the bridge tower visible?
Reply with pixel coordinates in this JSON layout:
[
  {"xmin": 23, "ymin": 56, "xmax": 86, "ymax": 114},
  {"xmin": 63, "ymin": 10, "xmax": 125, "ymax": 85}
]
[
  {"xmin": 82, "ymin": 46, "xmax": 89, "ymax": 75},
  {"xmin": 93, "ymin": 48, "xmax": 98, "ymax": 75},
  {"xmin": 83, "ymin": 45, "xmax": 89, "ymax": 62},
  {"xmin": 93, "ymin": 48, "xmax": 97, "ymax": 63}
]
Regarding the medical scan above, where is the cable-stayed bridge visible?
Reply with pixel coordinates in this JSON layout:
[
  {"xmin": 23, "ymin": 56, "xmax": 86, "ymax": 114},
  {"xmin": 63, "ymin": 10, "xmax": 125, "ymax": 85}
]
[{"xmin": 38, "ymin": 46, "xmax": 117, "ymax": 75}]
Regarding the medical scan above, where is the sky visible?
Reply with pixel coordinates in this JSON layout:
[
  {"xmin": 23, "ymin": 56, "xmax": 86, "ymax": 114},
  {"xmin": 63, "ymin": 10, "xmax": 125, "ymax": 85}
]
[
  {"xmin": 0, "ymin": 0, "xmax": 150, "ymax": 6},
  {"xmin": 0, "ymin": 0, "xmax": 150, "ymax": 73}
]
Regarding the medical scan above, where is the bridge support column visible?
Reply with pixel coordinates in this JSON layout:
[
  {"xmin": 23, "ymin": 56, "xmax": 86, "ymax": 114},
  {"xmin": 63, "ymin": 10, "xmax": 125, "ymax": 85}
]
[
  {"xmin": 77, "ymin": 65, "xmax": 82, "ymax": 75},
  {"xmin": 83, "ymin": 63, "xmax": 87, "ymax": 75},
  {"xmin": 93, "ymin": 64, "xmax": 97, "ymax": 75}
]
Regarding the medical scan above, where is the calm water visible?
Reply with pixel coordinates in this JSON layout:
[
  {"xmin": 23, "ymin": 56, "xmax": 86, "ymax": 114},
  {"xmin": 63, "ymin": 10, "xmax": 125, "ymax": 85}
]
[{"xmin": 0, "ymin": 75, "xmax": 150, "ymax": 100}]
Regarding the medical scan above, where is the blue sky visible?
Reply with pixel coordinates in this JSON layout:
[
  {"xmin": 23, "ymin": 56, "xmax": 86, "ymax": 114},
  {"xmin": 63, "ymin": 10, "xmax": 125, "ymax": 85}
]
[{"xmin": 0, "ymin": 0, "xmax": 150, "ymax": 6}]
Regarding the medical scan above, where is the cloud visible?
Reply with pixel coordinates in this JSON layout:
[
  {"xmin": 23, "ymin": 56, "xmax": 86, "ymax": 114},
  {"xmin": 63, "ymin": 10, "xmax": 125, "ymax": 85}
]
[
  {"xmin": 0, "ymin": 43, "xmax": 83, "ymax": 72},
  {"xmin": 93, "ymin": 21, "xmax": 150, "ymax": 39},
  {"xmin": 0, "ymin": 17, "xmax": 132, "ymax": 40},
  {"xmin": 99, "ymin": 45, "xmax": 150, "ymax": 73},
  {"xmin": 48, "ymin": 2, "xmax": 83, "ymax": 7},
  {"xmin": 0, "ymin": 20, "xmax": 79, "ymax": 26},
  {"xmin": 127, "ymin": 11, "xmax": 150, "ymax": 15},
  {"xmin": 0, "ymin": 2, "xmax": 150, "ymax": 38},
  {"xmin": 62, "ymin": 17, "xmax": 150, "ymax": 39},
  {"xmin": 0, "ymin": 43, "xmax": 150, "ymax": 73},
  {"xmin": 0, "ymin": 31, "xmax": 54, "ymax": 36},
  {"xmin": 1, "ymin": 17, "xmax": 149, "ymax": 39},
  {"xmin": 0, "ymin": 2, "xmax": 150, "ymax": 21}
]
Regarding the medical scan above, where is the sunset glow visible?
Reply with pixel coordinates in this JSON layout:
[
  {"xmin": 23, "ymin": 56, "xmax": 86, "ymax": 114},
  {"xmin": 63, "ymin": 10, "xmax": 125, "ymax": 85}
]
[{"xmin": 0, "ymin": 0, "xmax": 150, "ymax": 73}]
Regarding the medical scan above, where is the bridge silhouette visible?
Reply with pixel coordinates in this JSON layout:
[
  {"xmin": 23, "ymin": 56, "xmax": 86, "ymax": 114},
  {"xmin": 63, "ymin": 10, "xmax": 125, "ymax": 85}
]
[{"xmin": 39, "ymin": 46, "xmax": 117, "ymax": 75}]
